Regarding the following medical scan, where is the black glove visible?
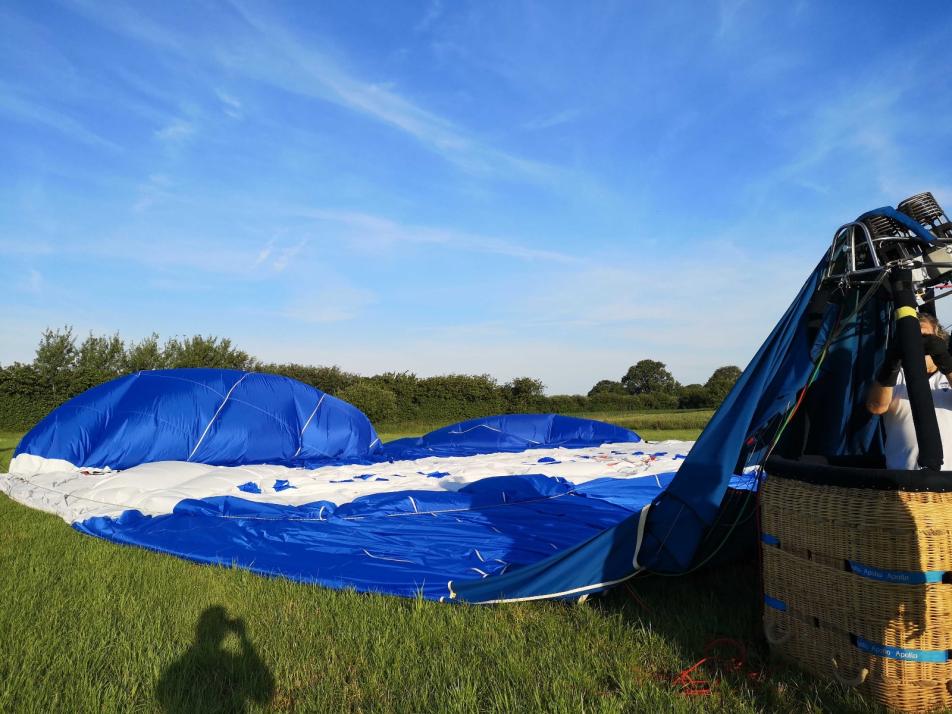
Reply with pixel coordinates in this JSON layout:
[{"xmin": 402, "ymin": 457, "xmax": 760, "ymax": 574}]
[
  {"xmin": 923, "ymin": 334, "xmax": 952, "ymax": 374},
  {"xmin": 876, "ymin": 339, "xmax": 902, "ymax": 386}
]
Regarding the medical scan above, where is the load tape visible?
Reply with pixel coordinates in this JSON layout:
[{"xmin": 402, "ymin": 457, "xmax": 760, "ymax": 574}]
[
  {"xmin": 764, "ymin": 594, "xmax": 949, "ymax": 662},
  {"xmin": 759, "ymin": 543, "xmax": 945, "ymax": 583},
  {"xmin": 855, "ymin": 637, "xmax": 949, "ymax": 663},
  {"xmin": 848, "ymin": 561, "xmax": 944, "ymax": 585}
]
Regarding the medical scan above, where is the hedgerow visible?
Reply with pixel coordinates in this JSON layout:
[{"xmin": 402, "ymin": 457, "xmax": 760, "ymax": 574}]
[{"xmin": 0, "ymin": 329, "xmax": 736, "ymax": 431}]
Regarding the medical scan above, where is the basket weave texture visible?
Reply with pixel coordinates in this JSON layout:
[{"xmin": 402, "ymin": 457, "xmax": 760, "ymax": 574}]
[{"xmin": 761, "ymin": 473, "xmax": 952, "ymax": 712}]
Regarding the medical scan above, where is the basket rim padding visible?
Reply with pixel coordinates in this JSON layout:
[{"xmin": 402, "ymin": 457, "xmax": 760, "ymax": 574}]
[{"xmin": 766, "ymin": 455, "xmax": 952, "ymax": 492}]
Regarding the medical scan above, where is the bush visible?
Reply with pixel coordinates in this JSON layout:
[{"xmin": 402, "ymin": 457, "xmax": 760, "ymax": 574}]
[
  {"xmin": 414, "ymin": 374, "xmax": 506, "ymax": 421},
  {"xmin": 546, "ymin": 395, "xmax": 589, "ymax": 413},
  {"xmin": 678, "ymin": 384, "xmax": 713, "ymax": 409},
  {"xmin": 630, "ymin": 392, "xmax": 680, "ymax": 410},
  {"xmin": 263, "ymin": 364, "xmax": 358, "ymax": 396},
  {"xmin": 366, "ymin": 372, "xmax": 421, "ymax": 417},
  {"xmin": 337, "ymin": 383, "xmax": 398, "ymax": 424}
]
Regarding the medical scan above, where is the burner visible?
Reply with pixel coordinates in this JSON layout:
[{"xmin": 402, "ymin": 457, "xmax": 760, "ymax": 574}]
[{"xmin": 898, "ymin": 191, "xmax": 952, "ymax": 239}]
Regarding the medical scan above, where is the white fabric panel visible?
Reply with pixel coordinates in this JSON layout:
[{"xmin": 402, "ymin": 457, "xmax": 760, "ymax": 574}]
[
  {"xmin": 0, "ymin": 441, "xmax": 694, "ymax": 524},
  {"xmin": 8, "ymin": 453, "xmax": 82, "ymax": 477}
]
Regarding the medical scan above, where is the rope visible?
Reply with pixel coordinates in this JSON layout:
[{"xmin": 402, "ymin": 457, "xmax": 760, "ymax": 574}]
[{"xmin": 663, "ymin": 638, "xmax": 765, "ymax": 697}]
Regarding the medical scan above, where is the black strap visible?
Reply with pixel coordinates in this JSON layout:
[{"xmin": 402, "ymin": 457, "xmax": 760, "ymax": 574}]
[{"xmin": 891, "ymin": 269, "xmax": 943, "ymax": 471}]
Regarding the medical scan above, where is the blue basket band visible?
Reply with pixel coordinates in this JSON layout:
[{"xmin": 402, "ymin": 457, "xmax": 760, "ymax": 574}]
[
  {"xmin": 763, "ymin": 594, "xmax": 787, "ymax": 612},
  {"xmin": 855, "ymin": 637, "xmax": 949, "ymax": 663},
  {"xmin": 761, "ymin": 533, "xmax": 780, "ymax": 546},
  {"xmin": 848, "ymin": 561, "xmax": 945, "ymax": 585}
]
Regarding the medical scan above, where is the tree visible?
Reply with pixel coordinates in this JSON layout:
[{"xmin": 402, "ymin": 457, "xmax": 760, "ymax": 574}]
[
  {"xmin": 704, "ymin": 365, "xmax": 742, "ymax": 404},
  {"xmin": 34, "ymin": 326, "xmax": 78, "ymax": 397},
  {"xmin": 76, "ymin": 332, "xmax": 125, "ymax": 376},
  {"xmin": 125, "ymin": 333, "xmax": 166, "ymax": 372},
  {"xmin": 621, "ymin": 360, "xmax": 680, "ymax": 395},
  {"xmin": 505, "ymin": 376, "xmax": 545, "ymax": 411},
  {"xmin": 73, "ymin": 332, "xmax": 126, "ymax": 391},
  {"xmin": 587, "ymin": 379, "xmax": 626, "ymax": 398},
  {"xmin": 163, "ymin": 335, "xmax": 257, "ymax": 371}
]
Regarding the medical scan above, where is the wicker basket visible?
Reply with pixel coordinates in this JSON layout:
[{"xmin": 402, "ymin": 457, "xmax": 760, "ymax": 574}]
[{"xmin": 761, "ymin": 461, "xmax": 952, "ymax": 712}]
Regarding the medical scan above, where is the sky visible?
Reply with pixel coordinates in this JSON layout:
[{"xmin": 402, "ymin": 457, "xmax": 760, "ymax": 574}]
[{"xmin": 2, "ymin": 1, "xmax": 952, "ymax": 394}]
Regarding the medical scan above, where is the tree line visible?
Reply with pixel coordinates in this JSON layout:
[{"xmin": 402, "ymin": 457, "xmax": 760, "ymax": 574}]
[
  {"xmin": 0, "ymin": 328, "xmax": 741, "ymax": 431},
  {"xmin": 589, "ymin": 360, "xmax": 742, "ymax": 409}
]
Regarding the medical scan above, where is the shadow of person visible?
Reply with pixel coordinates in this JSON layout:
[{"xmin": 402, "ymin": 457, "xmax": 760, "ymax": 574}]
[{"xmin": 157, "ymin": 606, "xmax": 275, "ymax": 713}]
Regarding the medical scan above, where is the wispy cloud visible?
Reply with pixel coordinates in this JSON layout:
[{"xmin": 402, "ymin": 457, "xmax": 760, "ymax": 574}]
[
  {"xmin": 254, "ymin": 239, "xmax": 275, "ymax": 266},
  {"xmin": 226, "ymin": 4, "xmax": 561, "ymax": 179},
  {"xmin": 0, "ymin": 87, "xmax": 120, "ymax": 151},
  {"xmin": 20, "ymin": 269, "xmax": 43, "ymax": 295},
  {"xmin": 522, "ymin": 108, "xmax": 583, "ymax": 131},
  {"xmin": 716, "ymin": 0, "xmax": 752, "ymax": 40},
  {"xmin": 215, "ymin": 89, "xmax": 243, "ymax": 119},
  {"xmin": 154, "ymin": 117, "xmax": 195, "ymax": 142},
  {"xmin": 414, "ymin": 0, "xmax": 443, "ymax": 34},
  {"xmin": 133, "ymin": 174, "xmax": 174, "ymax": 212},
  {"xmin": 738, "ymin": 59, "xmax": 943, "ymax": 218},
  {"xmin": 292, "ymin": 208, "xmax": 580, "ymax": 263},
  {"xmin": 280, "ymin": 280, "xmax": 376, "ymax": 323},
  {"xmin": 63, "ymin": 0, "xmax": 567, "ymax": 182},
  {"xmin": 270, "ymin": 238, "xmax": 308, "ymax": 272}
]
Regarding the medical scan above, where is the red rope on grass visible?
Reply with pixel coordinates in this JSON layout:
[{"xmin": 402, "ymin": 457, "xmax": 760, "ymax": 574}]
[{"xmin": 667, "ymin": 638, "xmax": 763, "ymax": 697}]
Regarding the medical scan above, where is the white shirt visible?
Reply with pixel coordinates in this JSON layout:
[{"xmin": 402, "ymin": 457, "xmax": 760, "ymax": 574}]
[{"xmin": 883, "ymin": 369, "xmax": 952, "ymax": 470}]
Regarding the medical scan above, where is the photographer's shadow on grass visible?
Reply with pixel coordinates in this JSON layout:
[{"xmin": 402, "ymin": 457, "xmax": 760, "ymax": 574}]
[{"xmin": 156, "ymin": 606, "xmax": 274, "ymax": 713}]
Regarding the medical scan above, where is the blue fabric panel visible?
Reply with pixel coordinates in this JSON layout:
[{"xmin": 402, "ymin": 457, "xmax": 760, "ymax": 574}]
[
  {"xmin": 848, "ymin": 562, "xmax": 945, "ymax": 584},
  {"xmin": 856, "ymin": 207, "xmax": 937, "ymax": 245},
  {"xmin": 854, "ymin": 637, "xmax": 949, "ymax": 663},
  {"xmin": 381, "ymin": 414, "xmax": 640, "ymax": 460},
  {"xmin": 763, "ymin": 595, "xmax": 787, "ymax": 612},
  {"xmin": 638, "ymin": 259, "xmax": 827, "ymax": 572},
  {"xmin": 450, "ymin": 507, "xmax": 647, "ymax": 603},
  {"xmin": 74, "ymin": 474, "xmax": 658, "ymax": 601},
  {"xmin": 761, "ymin": 534, "xmax": 780, "ymax": 546},
  {"xmin": 799, "ymin": 293, "xmax": 888, "ymax": 460},
  {"xmin": 574, "ymin": 473, "xmax": 678, "ymax": 511},
  {"xmin": 14, "ymin": 369, "xmax": 380, "ymax": 470}
]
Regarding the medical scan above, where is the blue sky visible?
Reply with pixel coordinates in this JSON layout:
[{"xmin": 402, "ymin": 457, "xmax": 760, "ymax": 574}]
[{"xmin": 2, "ymin": 1, "xmax": 952, "ymax": 393}]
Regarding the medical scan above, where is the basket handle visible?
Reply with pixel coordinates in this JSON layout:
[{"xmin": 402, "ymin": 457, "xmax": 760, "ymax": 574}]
[
  {"xmin": 831, "ymin": 657, "xmax": 869, "ymax": 687},
  {"xmin": 763, "ymin": 622, "xmax": 791, "ymax": 645}
]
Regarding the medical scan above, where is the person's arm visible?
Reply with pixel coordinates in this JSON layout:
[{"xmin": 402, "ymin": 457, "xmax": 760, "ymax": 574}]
[
  {"xmin": 867, "ymin": 340, "xmax": 902, "ymax": 415},
  {"xmin": 924, "ymin": 334, "xmax": 952, "ymax": 383},
  {"xmin": 866, "ymin": 381, "xmax": 894, "ymax": 415}
]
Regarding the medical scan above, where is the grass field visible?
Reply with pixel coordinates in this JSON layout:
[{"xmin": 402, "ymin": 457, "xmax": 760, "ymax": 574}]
[{"xmin": 0, "ymin": 417, "xmax": 882, "ymax": 713}]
